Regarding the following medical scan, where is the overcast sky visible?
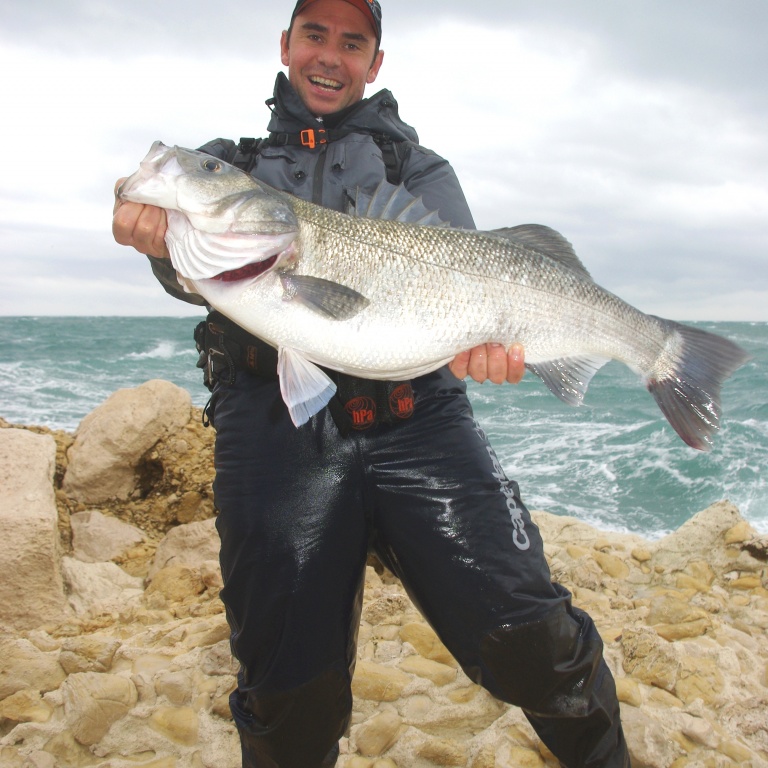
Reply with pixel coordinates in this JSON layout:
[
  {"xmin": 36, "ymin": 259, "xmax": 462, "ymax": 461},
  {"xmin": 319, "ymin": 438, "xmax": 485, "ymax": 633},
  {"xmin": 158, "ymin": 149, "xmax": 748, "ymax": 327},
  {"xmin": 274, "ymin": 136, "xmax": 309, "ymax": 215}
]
[{"xmin": 2, "ymin": 0, "xmax": 766, "ymax": 320}]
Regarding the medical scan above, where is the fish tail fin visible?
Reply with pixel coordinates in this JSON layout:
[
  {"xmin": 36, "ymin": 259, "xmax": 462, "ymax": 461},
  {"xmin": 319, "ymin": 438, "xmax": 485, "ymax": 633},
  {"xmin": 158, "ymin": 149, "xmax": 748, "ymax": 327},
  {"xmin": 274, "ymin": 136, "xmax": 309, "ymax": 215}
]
[{"xmin": 646, "ymin": 321, "xmax": 751, "ymax": 451}]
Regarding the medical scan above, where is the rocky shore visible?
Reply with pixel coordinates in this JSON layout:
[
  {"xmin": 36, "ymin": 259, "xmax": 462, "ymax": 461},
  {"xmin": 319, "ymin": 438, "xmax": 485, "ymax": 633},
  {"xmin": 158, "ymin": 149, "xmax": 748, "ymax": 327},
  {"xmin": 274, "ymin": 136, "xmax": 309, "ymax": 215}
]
[{"xmin": 1, "ymin": 379, "xmax": 767, "ymax": 768}]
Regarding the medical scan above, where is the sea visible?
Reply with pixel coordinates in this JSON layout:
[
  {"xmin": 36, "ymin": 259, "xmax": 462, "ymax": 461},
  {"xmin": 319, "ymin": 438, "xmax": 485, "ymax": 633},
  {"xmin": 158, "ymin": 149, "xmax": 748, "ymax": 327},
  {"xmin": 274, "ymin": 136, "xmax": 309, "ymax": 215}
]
[{"xmin": 1, "ymin": 316, "xmax": 765, "ymax": 540}]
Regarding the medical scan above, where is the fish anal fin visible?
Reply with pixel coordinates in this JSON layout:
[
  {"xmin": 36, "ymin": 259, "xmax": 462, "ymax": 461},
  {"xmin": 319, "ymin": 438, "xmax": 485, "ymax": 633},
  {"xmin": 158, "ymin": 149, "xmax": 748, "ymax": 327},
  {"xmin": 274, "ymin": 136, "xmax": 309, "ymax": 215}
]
[
  {"xmin": 280, "ymin": 273, "xmax": 370, "ymax": 320},
  {"xmin": 278, "ymin": 347, "xmax": 337, "ymax": 427},
  {"xmin": 527, "ymin": 355, "xmax": 610, "ymax": 406},
  {"xmin": 491, "ymin": 224, "xmax": 591, "ymax": 280}
]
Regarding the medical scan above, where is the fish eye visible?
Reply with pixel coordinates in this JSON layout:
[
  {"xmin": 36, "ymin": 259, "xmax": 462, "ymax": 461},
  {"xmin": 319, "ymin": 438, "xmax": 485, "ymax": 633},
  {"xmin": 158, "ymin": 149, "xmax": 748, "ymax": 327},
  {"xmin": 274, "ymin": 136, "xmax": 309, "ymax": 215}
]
[{"xmin": 202, "ymin": 159, "xmax": 221, "ymax": 173}]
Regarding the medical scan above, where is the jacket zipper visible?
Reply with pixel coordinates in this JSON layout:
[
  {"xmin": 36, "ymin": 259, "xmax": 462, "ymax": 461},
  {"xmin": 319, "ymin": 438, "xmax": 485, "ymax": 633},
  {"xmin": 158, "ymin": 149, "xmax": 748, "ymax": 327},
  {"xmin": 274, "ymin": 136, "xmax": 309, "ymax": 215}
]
[{"xmin": 312, "ymin": 145, "xmax": 328, "ymax": 205}]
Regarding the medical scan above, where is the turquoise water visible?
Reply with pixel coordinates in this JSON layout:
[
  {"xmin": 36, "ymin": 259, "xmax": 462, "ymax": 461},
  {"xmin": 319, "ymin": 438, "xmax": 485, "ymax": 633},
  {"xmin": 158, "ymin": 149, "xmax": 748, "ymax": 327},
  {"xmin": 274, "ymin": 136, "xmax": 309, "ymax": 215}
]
[{"xmin": 1, "ymin": 316, "xmax": 765, "ymax": 538}]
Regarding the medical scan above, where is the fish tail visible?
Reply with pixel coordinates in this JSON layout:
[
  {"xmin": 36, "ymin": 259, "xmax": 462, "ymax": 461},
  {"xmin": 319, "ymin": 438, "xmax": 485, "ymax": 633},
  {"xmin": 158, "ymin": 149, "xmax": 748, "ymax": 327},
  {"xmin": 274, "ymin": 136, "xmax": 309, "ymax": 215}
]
[{"xmin": 646, "ymin": 320, "xmax": 751, "ymax": 451}]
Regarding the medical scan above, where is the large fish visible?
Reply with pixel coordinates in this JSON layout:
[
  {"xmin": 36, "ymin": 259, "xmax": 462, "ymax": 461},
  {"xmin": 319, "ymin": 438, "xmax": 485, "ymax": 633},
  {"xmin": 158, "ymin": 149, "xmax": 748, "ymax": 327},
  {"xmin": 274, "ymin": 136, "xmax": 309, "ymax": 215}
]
[{"xmin": 119, "ymin": 141, "xmax": 750, "ymax": 449}]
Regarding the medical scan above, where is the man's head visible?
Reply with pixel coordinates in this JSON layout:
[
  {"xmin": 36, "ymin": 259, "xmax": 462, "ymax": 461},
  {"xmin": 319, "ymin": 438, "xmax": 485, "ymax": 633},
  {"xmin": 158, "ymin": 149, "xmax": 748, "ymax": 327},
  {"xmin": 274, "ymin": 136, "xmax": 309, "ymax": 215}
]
[
  {"xmin": 290, "ymin": 0, "xmax": 382, "ymax": 45},
  {"xmin": 281, "ymin": 0, "xmax": 385, "ymax": 117}
]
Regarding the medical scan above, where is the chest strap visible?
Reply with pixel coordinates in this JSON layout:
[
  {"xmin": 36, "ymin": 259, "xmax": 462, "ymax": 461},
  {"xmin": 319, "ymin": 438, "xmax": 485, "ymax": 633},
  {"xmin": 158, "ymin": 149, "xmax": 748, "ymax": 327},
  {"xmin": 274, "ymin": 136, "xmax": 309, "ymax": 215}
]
[{"xmin": 231, "ymin": 132, "xmax": 410, "ymax": 186}]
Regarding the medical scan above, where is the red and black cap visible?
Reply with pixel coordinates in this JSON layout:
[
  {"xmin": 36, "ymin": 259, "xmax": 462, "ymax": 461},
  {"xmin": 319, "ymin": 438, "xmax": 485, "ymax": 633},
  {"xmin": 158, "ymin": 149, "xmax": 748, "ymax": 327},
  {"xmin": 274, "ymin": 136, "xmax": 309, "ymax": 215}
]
[{"xmin": 290, "ymin": 0, "xmax": 382, "ymax": 43}]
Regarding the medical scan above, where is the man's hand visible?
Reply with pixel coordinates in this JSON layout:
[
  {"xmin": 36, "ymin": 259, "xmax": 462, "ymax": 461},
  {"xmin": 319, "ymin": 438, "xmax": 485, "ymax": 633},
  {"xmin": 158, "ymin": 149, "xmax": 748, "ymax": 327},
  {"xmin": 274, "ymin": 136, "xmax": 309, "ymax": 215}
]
[
  {"xmin": 449, "ymin": 343, "xmax": 525, "ymax": 384},
  {"xmin": 112, "ymin": 178, "xmax": 170, "ymax": 258}
]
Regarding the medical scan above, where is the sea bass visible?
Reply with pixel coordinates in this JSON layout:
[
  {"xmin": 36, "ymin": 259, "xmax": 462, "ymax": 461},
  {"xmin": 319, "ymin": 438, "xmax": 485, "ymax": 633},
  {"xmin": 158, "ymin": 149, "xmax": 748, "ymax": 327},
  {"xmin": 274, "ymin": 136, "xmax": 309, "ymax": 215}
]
[{"xmin": 119, "ymin": 141, "xmax": 750, "ymax": 449}]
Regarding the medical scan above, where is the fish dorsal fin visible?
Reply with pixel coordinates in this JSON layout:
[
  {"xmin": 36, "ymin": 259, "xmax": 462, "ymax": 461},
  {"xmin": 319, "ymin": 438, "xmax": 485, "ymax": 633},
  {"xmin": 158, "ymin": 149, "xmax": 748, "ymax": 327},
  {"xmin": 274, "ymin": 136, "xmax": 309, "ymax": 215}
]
[
  {"xmin": 352, "ymin": 180, "xmax": 448, "ymax": 226},
  {"xmin": 491, "ymin": 224, "xmax": 592, "ymax": 280}
]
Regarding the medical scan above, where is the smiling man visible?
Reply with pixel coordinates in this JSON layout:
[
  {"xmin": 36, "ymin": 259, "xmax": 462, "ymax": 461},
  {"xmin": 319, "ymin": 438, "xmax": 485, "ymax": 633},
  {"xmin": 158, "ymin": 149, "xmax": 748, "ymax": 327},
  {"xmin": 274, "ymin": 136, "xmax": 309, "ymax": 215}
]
[
  {"xmin": 281, "ymin": 0, "xmax": 384, "ymax": 115},
  {"xmin": 113, "ymin": 1, "xmax": 629, "ymax": 767}
]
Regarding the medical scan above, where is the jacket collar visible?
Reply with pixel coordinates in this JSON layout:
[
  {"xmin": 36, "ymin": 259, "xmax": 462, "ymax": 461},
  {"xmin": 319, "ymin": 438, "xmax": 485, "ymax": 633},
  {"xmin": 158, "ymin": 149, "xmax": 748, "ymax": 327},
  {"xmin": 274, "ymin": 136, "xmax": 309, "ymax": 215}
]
[{"xmin": 265, "ymin": 72, "xmax": 419, "ymax": 143}]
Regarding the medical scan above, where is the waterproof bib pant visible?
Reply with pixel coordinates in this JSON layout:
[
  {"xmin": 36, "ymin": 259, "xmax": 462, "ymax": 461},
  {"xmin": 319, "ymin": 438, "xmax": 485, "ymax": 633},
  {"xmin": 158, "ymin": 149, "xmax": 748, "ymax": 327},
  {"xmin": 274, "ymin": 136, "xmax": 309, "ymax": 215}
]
[{"xmin": 211, "ymin": 367, "xmax": 629, "ymax": 768}]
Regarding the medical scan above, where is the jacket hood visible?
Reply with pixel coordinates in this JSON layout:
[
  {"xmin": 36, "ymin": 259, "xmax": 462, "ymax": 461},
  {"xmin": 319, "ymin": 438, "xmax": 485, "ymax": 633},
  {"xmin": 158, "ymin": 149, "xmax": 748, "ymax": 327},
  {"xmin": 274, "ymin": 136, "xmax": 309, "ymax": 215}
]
[{"xmin": 266, "ymin": 72, "xmax": 419, "ymax": 143}]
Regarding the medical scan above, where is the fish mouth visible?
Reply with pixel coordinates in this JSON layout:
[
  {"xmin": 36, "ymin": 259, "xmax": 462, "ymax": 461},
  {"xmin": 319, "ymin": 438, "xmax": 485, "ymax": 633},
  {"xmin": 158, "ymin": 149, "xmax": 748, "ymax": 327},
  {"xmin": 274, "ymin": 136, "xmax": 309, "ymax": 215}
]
[
  {"xmin": 211, "ymin": 254, "xmax": 280, "ymax": 282},
  {"xmin": 309, "ymin": 75, "xmax": 343, "ymax": 91}
]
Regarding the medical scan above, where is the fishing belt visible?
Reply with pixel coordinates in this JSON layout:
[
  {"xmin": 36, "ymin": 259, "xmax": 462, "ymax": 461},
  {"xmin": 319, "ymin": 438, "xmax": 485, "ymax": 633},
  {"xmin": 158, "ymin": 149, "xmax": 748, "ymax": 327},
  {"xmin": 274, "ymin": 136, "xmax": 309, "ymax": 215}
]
[{"xmin": 194, "ymin": 313, "xmax": 414, "ymax": 436}]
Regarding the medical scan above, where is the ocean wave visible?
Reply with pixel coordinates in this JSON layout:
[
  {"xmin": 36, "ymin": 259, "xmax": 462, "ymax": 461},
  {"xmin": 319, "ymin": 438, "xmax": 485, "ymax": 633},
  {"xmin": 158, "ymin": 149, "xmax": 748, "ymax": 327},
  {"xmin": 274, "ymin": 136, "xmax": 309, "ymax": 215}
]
[
  {"xmin": 125, "ymin": 342, "xmax": 193, "ymax": 360},
  {"xmin": 2, "ymin": 317, "xmax": 765, "ymax": 540}
]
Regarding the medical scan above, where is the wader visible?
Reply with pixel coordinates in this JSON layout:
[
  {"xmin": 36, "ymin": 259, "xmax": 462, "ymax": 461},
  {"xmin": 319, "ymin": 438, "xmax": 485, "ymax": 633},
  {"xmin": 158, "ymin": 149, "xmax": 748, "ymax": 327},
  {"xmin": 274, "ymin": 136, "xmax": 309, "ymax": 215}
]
[{"xmin": 208, "ymin": 364, "xmax": 629, "ymax": 768}]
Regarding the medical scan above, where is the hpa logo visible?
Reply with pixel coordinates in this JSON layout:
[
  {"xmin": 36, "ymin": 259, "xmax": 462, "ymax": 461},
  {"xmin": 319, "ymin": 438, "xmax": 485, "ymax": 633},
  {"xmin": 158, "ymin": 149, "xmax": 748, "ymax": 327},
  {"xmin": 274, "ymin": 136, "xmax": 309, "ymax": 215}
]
[
  {"xmin": 344, "ymin": 396, "xmax": 377, "ymax": 429},
  {"xmin": 389, "ymin": 383, "xmax": 414, "ymax": 419}
]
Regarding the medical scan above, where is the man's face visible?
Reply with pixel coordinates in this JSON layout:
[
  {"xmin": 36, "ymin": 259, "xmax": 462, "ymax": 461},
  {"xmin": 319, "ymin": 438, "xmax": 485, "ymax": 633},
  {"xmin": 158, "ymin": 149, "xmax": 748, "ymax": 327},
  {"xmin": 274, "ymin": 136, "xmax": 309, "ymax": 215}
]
[{"xmin": 281, "ymin": 0, "xmax": 384, "ymax": 116}]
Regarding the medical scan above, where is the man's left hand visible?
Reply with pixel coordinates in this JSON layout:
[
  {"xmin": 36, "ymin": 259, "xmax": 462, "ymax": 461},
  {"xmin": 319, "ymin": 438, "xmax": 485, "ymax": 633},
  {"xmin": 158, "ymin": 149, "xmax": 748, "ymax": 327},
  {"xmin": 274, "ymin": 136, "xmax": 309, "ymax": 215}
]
[{"xmin": 449, "ymin": 343, "xmax": 525, "ymax": 384}]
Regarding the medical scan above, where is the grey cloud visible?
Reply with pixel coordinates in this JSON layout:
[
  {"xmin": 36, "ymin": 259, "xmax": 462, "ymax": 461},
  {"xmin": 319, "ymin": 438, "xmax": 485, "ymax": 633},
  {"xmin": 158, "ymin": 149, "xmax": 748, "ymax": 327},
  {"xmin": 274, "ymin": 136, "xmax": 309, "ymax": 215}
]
[
  {"xmin": 2, "ymin": 0, "xmax": 284, "ymax": 57},
  {"xmin": 386, "ymin": 0, "xmax": 767, "ymax": 111}
]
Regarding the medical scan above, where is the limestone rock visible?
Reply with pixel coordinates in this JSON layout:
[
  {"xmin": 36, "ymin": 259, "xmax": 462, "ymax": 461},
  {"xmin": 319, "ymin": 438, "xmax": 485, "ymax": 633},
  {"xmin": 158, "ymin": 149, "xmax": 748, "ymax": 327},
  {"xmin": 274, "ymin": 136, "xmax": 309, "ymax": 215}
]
[
  {"xmin": 494, "ymin": 743, "xmax": 547, "ymax": 767},
  {"xmin": 416, "ymin": 736, "xmax": 468, "ymax": 765},
  {"xmin": 61, "ymin": 556, "xmax": 144, "ymax": 617},
  {"xmin": 0, "ymin": 638, "xmax": 66, "ymax": 699},
  {"xmin": 0, "ymin": 429, "xmax": 72, "ymax": 631},
  {"xmin": 70, "ymin": 509, "xmax": 145, "ymax": 562},
  {"xmin": 619, "ymin": 705, "xmax": 682, "ymax": 767},
  {"xmin": 353, "ymin": 709, "xmax": 403, "ymax": 756},
  {"xmin": 0, "ymin": 688, "xmax": 52, "ymax": 724},
  {"xmin": 58, "ymin": 635, "xmax": 121, "ymax": 674},
  {"xmin": 615, "ymin": 677, "xmax": 643, "ymax": 707},
  {"xmin": 5, "ymin": 405, "xmax": 768, "ymax": 768},
  {"xmin": 63, "ymin": 379, "xmax": 192, "ymax": 503},
  {"xmin": 61, "ymin": 671, "xmax": 138, "ymax": 745},
  {"xmin": 352, "ymin": 661, "xmax": 411, "ymax": 702},
  {"xmin": 399, "ymin": 623, "xmax": 456, "ymax": 666},
  {"xmin": 398, "ymin": 656, "xmax": 457, "ymax": 686},
  {"xmin": 531, "ymin": 509, "xmax": 644, "ymax": 552},
  {"xmin": 648, "ymin": 500, "xmax": 760, "ymax": 575},
  {"xmin": 646, "ymin": 595, "xmax": 712, "ymax": 641},
  {"xmin": 149, "ymin": 705, "xmax": 200, "ymax": 746},
  {"xmin": 146, "ymin": 564, "xmax": 206, "ymax": 603},
  {"xmin": 621, "ymin": 627, "xmax": 680, "ymax": 691},
  {"xmin": 593, "ymin": 550, "xmax": 630, "ymax": 580},
  {"xmin": 148, "ymin": 518, "xmax": 220, "ymax": 579}
]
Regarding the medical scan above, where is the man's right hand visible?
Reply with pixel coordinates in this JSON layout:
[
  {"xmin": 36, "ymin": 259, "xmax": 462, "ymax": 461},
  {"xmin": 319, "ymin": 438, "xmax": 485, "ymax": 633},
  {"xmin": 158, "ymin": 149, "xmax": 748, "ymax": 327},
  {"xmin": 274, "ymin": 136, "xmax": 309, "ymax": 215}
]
[{"xmin": 112, "ymin": 178, "xmax": 170, "ymax": 258}]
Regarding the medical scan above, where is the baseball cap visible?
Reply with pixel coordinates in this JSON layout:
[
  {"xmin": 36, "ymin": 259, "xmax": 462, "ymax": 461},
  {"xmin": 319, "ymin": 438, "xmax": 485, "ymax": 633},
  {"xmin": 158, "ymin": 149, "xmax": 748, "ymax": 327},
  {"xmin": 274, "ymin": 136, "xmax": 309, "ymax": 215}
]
[{"xmin": 290, "ymin": 0, "xmax": 382, "ymax": 43}]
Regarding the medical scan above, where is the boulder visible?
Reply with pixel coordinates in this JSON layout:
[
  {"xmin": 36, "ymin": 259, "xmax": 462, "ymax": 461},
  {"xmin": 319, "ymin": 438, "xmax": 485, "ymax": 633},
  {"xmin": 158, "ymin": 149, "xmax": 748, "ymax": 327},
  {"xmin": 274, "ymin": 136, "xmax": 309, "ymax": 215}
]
[
  {"xmin": 70, "ymin": 509, "xmax": 145, "ymax": 562},
  {"xmin": 69, "ymin": 509, "xmax": 146, "ymax": 563},
  {"xmin": 0, "ymin": 429, "xmax": 72, "ymax": 631},
  {"xmin": 61, "ymin": 671, "xmax": 138, "ymax": 745},
  {"xmin": 0, "ymin": 637, "xmax": 66, "ymax": 699},
  {"xmin": 147, "ymin": 518, "xmax": 220, "ymax": 579},
  {"xmin": 62, "ymin": 379, "xmax": 192, "ymax": 503},
  {"xmin": 61, "ymin": 557, "xmax": 144, "ymax": 617}
]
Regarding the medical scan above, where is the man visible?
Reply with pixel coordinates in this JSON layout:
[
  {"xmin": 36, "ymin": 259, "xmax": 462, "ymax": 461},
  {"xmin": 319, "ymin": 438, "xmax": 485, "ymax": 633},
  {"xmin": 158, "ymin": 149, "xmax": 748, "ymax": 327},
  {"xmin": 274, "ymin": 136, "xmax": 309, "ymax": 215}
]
[{"xmin": 113, "ymin": 2, "xmax": 629, "ymax": 766}]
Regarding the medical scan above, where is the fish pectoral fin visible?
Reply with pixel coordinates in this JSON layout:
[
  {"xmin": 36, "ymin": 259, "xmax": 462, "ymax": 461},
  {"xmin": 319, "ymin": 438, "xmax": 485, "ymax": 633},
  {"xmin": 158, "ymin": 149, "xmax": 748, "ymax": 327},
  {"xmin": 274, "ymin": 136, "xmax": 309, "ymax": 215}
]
[
  {"xmin": 279, "ymin": 273, "xmax": 370, "ymax": 320},
  {"xmin": 278, "ymin": 347, "xmax": 337, "ymax": 427},
  {"xmin": 526, "ymin": 355, "xmax": 610, "ymax": 406}
]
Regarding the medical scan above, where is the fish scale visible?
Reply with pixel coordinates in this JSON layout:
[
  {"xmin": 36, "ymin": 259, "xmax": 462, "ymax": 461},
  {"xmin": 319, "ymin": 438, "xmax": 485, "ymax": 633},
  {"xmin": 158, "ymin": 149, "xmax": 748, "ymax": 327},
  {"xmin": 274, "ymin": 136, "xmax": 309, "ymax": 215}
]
[{"xmin": 119, "ymin": 141, "xmax": 750, "ymax": 448}]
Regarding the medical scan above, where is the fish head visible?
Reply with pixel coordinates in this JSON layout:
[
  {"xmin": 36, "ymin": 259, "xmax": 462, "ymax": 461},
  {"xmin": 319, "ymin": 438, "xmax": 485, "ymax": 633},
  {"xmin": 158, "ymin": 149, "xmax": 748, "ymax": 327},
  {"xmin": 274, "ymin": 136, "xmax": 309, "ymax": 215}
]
[
  {"xmin": 119, "ymin": 142, "xmax": 301, "ymax": 285},
  {"xmin": 118, "ymin": 141, "xmax": 191, "ymax": 211},
  {"xmin": 119, "ymin": 142, "xmax": 298, "ymax": 235}
]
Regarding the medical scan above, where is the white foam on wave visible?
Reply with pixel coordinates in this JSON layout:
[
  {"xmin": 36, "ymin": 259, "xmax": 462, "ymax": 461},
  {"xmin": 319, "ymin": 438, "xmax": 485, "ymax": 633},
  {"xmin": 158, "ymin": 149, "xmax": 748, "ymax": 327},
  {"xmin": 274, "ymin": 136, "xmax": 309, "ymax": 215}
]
[{"xmin": 125, "ymin": 341, "xmax": 181, "ymax": 360}]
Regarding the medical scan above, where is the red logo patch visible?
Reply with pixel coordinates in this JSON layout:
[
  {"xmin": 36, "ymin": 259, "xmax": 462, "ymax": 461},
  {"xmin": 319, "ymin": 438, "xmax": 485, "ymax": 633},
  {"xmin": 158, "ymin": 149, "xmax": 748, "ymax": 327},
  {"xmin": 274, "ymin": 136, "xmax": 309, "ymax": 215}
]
[
  {"xmin": 344, "ymin": 396, "xmax": 377, "ymax": 430},
  {"xmin": 389, "ymin": 384, "xmax": 415, "ymax": 419}
]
